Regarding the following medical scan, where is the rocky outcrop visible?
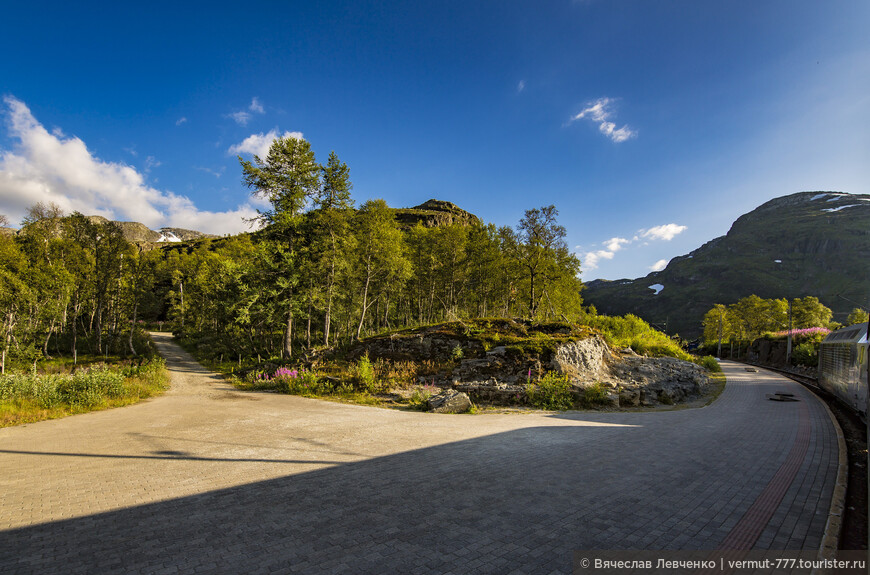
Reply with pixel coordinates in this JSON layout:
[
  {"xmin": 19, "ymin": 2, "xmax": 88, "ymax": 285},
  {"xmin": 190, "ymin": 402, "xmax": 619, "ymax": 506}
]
[
  {"xmin": 608, "ymin": 356, "xmax": 709, "ymax": 406},
  {"xmin": 393, "ymin": 199, "xmax": 480, "ymax": 229},
  {"xmin": 353, "ymin": 323, "xmax": 711, "ymax": 409},
  {"xmin": 550, "ymin": 337, "xmax": 612, "ymax": 380},
  {"xmin": 427, "ymin": 390, "xmax": 472, "ymax": 413},
  {"xmin": 351, "ymin": 329, "xmax": 485, "ymax": 362}
]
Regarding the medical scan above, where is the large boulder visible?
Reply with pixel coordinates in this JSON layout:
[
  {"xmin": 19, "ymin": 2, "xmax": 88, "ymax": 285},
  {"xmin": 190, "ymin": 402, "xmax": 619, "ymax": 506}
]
[
  {"xmin": 427, "ymin": 390, "xmax": 472, "ymax": 413},
  {"xmin": 550, "ymin": 336, "xmax": 612, "ymax": 380}
]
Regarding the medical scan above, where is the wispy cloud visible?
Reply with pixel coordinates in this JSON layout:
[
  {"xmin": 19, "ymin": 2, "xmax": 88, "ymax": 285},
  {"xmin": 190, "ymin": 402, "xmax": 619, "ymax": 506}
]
[
  {"xmin": 569, "ymin": 97, "xmax": 636, "ymax": 143},
  {"xmin": 639, "ymin": 223, "xmax": 687, "ymax": 241},
  {"xmin": 228, "ymin": 110, "xmax": 252, "ymax": 126},
  {"xmin": 650, "ymin": 259, "xmax": 669, "ymax": 272},
  {"xmin": 580, "ymin": 223, "xmax": 686, "ymax": 271},
  {"xmin": 517, "ymin": 80, "xmax": 526, "ymax": 93},
  {"xmin": 227, "ymin": 98, "xmax": 266, "ymax": 126},
  {"xmin": 175, "ymin": 117, "xmax": 188, "ymax": 126},
  {"xmin": 196, "ymin": 166, "xmax": 226, "ymax": 179},
  {"xmin": 229, "ymin": 129, "xmax": 304, "ymax": 159},
  {"xmin": 0, "ymin": 96, "xmax": 257, "ymax": 234},
  {"xmin": 582, "ymin": 236, "xmax": 629, "ymax": 270}
]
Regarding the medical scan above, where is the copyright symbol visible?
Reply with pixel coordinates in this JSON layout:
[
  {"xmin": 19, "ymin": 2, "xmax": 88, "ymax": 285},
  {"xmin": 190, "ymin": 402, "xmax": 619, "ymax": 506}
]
[{"xmin": 580, "ymin": 558, "xmax": 590, "ymax": 568}]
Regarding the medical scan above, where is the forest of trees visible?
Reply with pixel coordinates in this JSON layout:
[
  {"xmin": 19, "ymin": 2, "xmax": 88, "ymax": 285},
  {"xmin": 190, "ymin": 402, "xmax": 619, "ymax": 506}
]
[
  {"xmin": 0, "ymin": 137, "xmax": 584, "ymax": 371},
  {"xmin": 698, "ymin": 294, "xmax": 868, "ymax": 350}
]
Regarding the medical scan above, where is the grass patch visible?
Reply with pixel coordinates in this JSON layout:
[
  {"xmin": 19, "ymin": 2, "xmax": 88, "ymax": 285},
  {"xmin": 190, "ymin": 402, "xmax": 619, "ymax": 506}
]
[
  {"xmin": 703, "ymin": 372, "xmax": 727, "ymax": 406},
  {"xmin": 0, "ymin": 359, "xmax": 170, "ymax": 427}
]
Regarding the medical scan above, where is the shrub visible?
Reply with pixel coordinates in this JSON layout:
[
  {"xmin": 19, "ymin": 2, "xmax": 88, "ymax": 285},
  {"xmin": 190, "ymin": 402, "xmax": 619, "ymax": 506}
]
[
  {"xmin": 526, "ymin": 372, "xmax": 574, "ymax": 410},
  {"xmin": 409, "ymin": 384, "xmax": 438, "ymax": 410},
  {"xmin": 58, "ymin": 366, "xmax": 125, "ymax": 407},
  {"xmin": 353, "ymin": 353, "xmax": 378, "ymax": 392},
  {"xmin": 586, "ymin": 314, "xmax": 690, "ymax": 361},
  {"xmin": 792, "ymin": 342, "xmax": 818, "ymax": 368},
  {"xmin": 581, "ymin": 381, "xmax": 611, "ymax": 407},
  {"xmin": 694, "ymin": 355, "xmax": 722, "ymax": 373}
]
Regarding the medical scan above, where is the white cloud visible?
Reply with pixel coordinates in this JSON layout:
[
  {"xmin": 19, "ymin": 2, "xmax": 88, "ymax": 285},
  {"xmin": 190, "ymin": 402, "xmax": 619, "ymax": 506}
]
[
  {"xmin": 226, "ymin": 98, "xmax": 266, "ymax": 126},
  {"xmin": 569, "ymin": 97, "xmax": 636, "ymax": 143},
  {"xmin": 0, "ymin": 96, "xmax": 258, "ymax": 234},
  {"xmin": 650, "ymin": 259, "xmax": 669, "ymax": 272},
  {"xmin": 228, "ymin": 110, "xmax": 252, "ymax": 126},
  {"xmin": 580, "ymin": 224, "xmax": 685, "ymax": 272},
  {"xmin": 603, "ymin": 236, "xmax": 630, "ymax": 252},
  {"xmin": 639, "ymin": 223, "xmax": 687, "ymax": 241},
  {"xmin": 582, "ymin": 236, "xmax": 629, "ymax": 270},
  {"xmin": 175, "ymin": 117, "xmax": 188, "ymax": 126},
  {"xmin": 228, "ymin": 129, "xmax": 305, "ymax": 159},
  {"xmin": 517, "ymin": 80, "xmax": 526, "ymax": 93}
]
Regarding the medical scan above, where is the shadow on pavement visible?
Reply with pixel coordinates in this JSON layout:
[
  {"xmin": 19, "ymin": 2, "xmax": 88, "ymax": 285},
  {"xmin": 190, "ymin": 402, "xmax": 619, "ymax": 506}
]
[{"xmin": 2, "ymin": 423, "xmax": 658, "ymax": 575}]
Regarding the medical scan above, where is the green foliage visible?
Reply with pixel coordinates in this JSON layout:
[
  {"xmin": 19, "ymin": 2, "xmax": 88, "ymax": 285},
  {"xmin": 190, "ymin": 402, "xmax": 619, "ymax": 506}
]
[
  {"xmin": 792, "ymin": 342, "xmax": 818, "ymax": 368},
  {"xmin": 0, "ymin": 358, "xmax": 169, "ymax": 425},
  {"xmin": 694, "ymin": 355, "xmax": 722, "ymax": 373},
  {"xmin": 408, "ymin": 384, "xmax": 438, "ymax": 411},
  {"xmin": 846, "ymin": 307, "xmax": 869, "ymax": 326},
  {"xmin": 701, "ymin": 295, "xmax": 835, "ymax": 346},
  {"xmin": 353, "ymin": 353, "xmax": 377, "ymax": 391},
  {"xmin": 588, "ymin": 314, "xmax": 690, "ymax": 360},
  {"xmin": 581, "ymin": 381, "xmax": 611, "ymax": 407},
  {"xmin": 526, "ymin": 372, "xmax": 574, "ymax": 410}
]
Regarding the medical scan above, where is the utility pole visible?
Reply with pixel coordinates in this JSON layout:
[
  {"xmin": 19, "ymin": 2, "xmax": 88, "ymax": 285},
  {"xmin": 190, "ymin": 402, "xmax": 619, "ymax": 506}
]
[{"xmin": 786, "ymin": 300, "xmax": 793, "ymax": 365}]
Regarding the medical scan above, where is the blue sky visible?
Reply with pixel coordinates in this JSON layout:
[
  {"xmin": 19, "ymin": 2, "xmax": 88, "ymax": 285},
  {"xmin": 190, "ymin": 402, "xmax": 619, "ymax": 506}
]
[{"xmin": 1, "ymin": 1, "xmax": 867, "ymax": 281}]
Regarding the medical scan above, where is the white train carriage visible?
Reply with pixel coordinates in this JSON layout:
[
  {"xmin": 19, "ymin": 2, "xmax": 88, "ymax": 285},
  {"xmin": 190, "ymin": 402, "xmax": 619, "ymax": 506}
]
[{"xmin": 818, "ymin": 323, "xmax": 868, "ymax": 416}]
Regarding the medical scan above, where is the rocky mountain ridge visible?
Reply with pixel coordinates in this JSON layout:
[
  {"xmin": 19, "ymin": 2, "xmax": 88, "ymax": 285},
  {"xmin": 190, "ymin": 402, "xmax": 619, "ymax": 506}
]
[{"xmin": 583, "ymin": 191, "xmax": 870, "ymax": 338}]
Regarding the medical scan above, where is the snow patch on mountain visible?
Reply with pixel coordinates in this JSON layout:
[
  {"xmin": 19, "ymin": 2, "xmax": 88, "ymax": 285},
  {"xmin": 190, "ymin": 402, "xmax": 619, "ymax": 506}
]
[
  {"xmin": 822, "ymin": 204, "xmax": 861, "ymax": 213},
  {"xmin": 156, "ymin": 230, "xmax": 182, "ymax": 242}
]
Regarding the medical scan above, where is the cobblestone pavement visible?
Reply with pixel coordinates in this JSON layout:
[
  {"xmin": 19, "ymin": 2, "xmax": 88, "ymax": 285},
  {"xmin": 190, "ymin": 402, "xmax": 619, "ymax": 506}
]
[{"xmin": 0, "ymin": 335, "xmax": 838, "ymax": 574}]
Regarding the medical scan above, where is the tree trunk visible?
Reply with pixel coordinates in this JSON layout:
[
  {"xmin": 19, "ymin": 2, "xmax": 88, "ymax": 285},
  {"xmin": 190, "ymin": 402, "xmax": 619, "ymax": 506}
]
[
  {"xmin": 356, "ymin": 273, "xmax": 371, "ymax": 340},
  {"xmin": 2, "ymin": 311, "xmax": 12, "ymax": 374},
  {"xmin": 324, "ymin": 286, "xmax": 333, "ymax": 347},
  {"xmin": 283, "ymin": 309, "xmax": 293, "ymax": 359},
  {"xmin": 128, "ymin": 301, "xmax": 138, "ymax": 357},
  {"xmin": 43, "ymin": 319, "xmax": 55, "ymax": 358},
  {"xmin": 71, "ymin": 296, "xmax": 79, "ymax": 365},
  {"xmin": 96, "ymin": 303, "xmax": 103, "ymax": 356},
  {"xmin": 306, "ymin": 279, "xmax": 312, "ymax": 349}
]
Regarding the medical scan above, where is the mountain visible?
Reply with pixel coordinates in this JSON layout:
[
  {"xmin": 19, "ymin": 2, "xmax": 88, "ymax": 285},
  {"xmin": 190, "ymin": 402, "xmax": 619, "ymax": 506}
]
[
  {"xmin": 86, "ymin": 216, "xmax": 218, "ymax": 244},
  {"xmin": 11, "ymin": 215, "xmax": 217, "ymax": 245},
  {"xmin": 392, "ymin": 199, "xmax": 480, "ymax": 229},
  {"xmin": 583, "ymin": 191, "xmax": 870, "ymax": 338}
]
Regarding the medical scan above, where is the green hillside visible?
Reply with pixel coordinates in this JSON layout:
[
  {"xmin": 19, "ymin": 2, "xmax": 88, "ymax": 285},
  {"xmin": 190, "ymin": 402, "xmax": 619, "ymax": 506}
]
[{"xmin": 583, "ymin": 192, "xmax": 870, "ymax": 338}]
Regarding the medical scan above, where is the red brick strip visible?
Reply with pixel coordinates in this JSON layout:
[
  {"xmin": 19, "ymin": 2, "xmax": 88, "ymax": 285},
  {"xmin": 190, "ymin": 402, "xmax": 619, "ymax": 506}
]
[{"xmin": 717, "ymin": 402, "xmax": 811, "ymax": 550}]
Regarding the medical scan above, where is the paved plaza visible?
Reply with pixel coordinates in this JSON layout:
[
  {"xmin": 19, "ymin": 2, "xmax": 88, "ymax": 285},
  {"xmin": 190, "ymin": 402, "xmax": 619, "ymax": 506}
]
[{"xmin": 0, "ymin": 333, "xmax": 839, "ymax": 574}]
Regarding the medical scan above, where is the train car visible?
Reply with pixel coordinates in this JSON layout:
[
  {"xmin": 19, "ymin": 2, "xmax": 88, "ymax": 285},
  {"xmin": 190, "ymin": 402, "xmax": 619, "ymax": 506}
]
[{"xmin": 818, "ymin": 323, "xmax": 868, "ymax": 417}]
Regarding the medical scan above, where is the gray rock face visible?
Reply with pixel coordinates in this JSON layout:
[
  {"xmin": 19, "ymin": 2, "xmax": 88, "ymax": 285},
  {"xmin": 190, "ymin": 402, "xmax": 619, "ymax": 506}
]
[
  {"xmin": 609, "ymin": 356, "xmax": 709, "ymax": 407},
  {"xmin": 550, "ymin": 337, "xmax": 612, "ymax": 380},
  {"xmin": 427, "ymin": 390, "xmax": 472, "ymax": 413}
]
